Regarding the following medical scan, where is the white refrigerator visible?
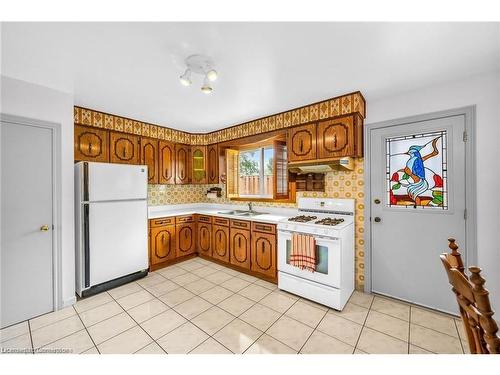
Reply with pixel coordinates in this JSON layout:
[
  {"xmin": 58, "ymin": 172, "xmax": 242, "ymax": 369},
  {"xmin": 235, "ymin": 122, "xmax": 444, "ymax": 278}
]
[{"xmin": 75, "ymin": 162, "xmax": 149, "ymax": 297}]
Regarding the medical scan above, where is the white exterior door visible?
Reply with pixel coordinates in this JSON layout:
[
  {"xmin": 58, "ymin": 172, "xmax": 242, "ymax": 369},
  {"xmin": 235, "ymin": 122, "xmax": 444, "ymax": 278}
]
[
  {"xmin": 1, "ymin": 121, "xmax": 54, "ymax": 328},
  {"xmin": 369, "ymin": 115, "xmax": 466, "ymax": 314}
]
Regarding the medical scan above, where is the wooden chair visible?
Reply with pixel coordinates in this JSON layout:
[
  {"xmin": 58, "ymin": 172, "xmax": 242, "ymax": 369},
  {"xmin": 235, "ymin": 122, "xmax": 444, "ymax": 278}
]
[{"xmin": 440, "ymin": 238, "xmax": 500, "ymax": 354}]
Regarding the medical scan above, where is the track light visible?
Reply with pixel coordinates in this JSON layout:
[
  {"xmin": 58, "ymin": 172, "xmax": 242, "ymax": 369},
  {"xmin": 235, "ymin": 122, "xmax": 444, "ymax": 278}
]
[
  {"xmin": 201, "ymin": 78, "xmax": 213, "ymax": 94},
  {"xmin": 206, "ymin": 69, "xmax": 218, "ymax": 82},
  {"xmin": 179, "ymin": 69, "xmax": 192, "ymax": 86},
  {"xmin": 179, "ymin": 55, "xmax": 217, "ymax": 94}
]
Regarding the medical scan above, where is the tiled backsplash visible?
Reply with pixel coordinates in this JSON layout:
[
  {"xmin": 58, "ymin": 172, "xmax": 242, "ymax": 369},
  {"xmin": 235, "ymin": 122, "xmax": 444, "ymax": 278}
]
[{"xmin": 148, "ymin": 158, "xmax": 365, "ymax": 290}]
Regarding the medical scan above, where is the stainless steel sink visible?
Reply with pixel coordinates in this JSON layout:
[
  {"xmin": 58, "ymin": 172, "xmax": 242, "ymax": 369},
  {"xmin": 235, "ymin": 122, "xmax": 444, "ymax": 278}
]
[{"xmin": 217, "ymin": 210, "xmax": 267, "ymax": 216}]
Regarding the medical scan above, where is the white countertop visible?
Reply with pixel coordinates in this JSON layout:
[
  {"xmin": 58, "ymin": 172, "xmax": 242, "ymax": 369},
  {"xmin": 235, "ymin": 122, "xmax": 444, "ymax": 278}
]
[{"xmin": 148, "ymin": 203, "xmax": 299, "ymax": 224}]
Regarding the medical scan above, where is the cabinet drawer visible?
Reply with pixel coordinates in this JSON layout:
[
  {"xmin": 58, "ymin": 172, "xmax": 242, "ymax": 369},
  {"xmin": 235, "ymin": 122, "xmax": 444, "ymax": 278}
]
[
  {"xmin": 197, "ymin": 214, "xmax": 213, "ymax": 224},
  {"xmin": 230, "ymin": 219, "xmax": 250, "ymax": 230},
  {"xmin": 176, "ymin": 215, "xmax": 195, "ymax": 224},
  {"xmin": 150, "ymin": 217, "xmax": 175, "ymax": 227},
  {"xmin": 213, "ymin": 216, "xmax": 230, "ymax": 227},
  {"xmin": 251, "ymin": 222, "xmax": 276, "ymax": 234}
]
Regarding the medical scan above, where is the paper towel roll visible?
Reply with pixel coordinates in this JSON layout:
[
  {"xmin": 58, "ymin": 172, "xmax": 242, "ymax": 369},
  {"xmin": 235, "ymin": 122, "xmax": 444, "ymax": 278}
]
[{"xmin": 206, "ymin": 192, "xmax": 218, "ymax": 200}]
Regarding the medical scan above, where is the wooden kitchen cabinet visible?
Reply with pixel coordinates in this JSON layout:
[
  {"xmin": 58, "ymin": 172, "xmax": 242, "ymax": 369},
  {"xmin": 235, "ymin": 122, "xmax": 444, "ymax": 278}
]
[
  {"xmin": 191, "ymin": 145, "xmax": 207, "ymax": 184},
  {"xmin": 207, "ymin": 144, "xmax": 219, "ymax": 184},
  {"xmin": 251, "ymin": 224, "xmax": 277, "ymax": 280},
  {"xmin": 288, "ymin": 123, "xmax": 317, "ymax": 162},
  {"xmin": 212, "ymin": 224, "xmax": 230, "ymax": 263},
  {"xmin": 175, "ymin": 144, "xmax": 191, "ymax": 184},
  {"xmin": 317, "ymin": 115, "xmax": 357, "ymax": 159},
  {"xmin": 74, "ymin": 125, "xmax": 109, "ymax": 162},
  {"xmin": 110, "ymin": 131, "xmax": 140, "ymax": 164},
  {"xmin": 176, "ymin": 222, "xmax": 196, "ymax": 257},
  {"xmin": 158, "ymin": 140, "xmax": 176, "ymax": 184},
  {"xmin": 149, "ymin": 224, "xmax": 176, "ymax": 267},
  {"xmin": 197, "ymin": 222, "xmax": 212, "ymax": 257},
  {"xmin": 230, "ymin": 227, "xmax": 251, "ymax": 269},
  {"xmin": 141, "ymin": 137, "xmax": 159, "ymax": 184}
]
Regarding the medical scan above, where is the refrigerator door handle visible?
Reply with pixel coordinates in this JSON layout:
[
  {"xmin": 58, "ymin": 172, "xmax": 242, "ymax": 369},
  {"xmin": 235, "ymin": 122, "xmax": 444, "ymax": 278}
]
[
  {"xmin": 83, "ymin": 162, "xmax": 89, "ymax": 201},
  {"xmin": 83, "ymin": 203, "xmax": 90, "ymax": 288}
]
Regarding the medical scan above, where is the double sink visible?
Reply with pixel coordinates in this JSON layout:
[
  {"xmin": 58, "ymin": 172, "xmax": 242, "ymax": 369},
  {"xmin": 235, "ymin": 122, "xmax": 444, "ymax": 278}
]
[{"xmin": 217, "ymin": 209, "xmax": 268, "ymax": 217}]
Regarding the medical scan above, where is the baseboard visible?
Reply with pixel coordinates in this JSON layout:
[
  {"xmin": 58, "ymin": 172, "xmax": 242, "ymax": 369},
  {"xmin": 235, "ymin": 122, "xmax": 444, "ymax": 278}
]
[{"xmin": 62, "ymin": 295, "xmax": 77, "ymax": 307}]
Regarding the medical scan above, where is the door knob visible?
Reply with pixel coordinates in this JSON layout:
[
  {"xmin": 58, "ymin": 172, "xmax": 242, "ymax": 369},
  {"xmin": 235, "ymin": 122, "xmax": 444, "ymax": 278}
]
[
  {"xmin": 40, "ymin": 225, "xmax": 50, "ymax": 232},
  {"xmin": 374, "ymin": 198, "xmax": 381, "ymax": 204},
  {"xmin": 374, "ymin": 217, "xmax": 382, "ymax": 223}
]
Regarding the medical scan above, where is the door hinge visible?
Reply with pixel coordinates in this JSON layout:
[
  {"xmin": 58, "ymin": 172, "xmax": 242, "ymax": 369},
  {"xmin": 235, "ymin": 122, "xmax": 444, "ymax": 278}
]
[
  {"xmin": 464, "ymin": 209, "xmax": 468, "ymax": 220},
  {"xmin": 463, "ymin": 131, "xmax": 468, "ymax": 142}
]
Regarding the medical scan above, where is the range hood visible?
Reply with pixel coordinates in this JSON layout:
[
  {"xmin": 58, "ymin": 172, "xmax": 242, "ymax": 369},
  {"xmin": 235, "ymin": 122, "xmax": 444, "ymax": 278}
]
[{"xmin": 288, "ymin": 157, "xmax": 355, "ymax": 174}]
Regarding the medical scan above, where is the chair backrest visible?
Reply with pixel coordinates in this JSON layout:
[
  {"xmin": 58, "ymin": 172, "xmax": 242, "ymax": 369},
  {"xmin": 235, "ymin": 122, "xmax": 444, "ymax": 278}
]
[{"xmin": 440, "ymin": 238, "xmax": 500, "ymax": 354}]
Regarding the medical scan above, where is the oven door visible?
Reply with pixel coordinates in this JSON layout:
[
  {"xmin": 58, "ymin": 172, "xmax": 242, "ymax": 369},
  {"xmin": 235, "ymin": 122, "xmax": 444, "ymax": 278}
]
[{"xmin": 278, "ymin": 230, "xmax": 341, "ymax": 288}]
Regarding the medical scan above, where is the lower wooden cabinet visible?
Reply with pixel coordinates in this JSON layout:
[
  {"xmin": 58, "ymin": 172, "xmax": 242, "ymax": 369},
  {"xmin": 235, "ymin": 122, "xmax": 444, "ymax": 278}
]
[
  {"xmin": 149, "ymin": 225, "xmax": 176, "ymax": 266},
  {"xmin": 176, "ymin": 223, "xmax": 196, "ymax": 257},
  {"xmin": 230, "ymin": 228, "xmax": 251, "ymax": 269},
  {"xmin": 251, "ymin": 231, "xmax": 277, "ymax": 279},
  {"xmin": 197, "ymin": 222, "xmax": 212, "ymax": 257},
  {"xmin": 212, "ymin": 225, "xmax": 230, "ymax": 263}
]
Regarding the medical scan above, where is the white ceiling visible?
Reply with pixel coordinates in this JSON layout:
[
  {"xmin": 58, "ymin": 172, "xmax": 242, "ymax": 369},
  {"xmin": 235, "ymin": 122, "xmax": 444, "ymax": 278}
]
[{"xmin": 1, "ymin": 22, "xmax": 499, "ymax": 132}]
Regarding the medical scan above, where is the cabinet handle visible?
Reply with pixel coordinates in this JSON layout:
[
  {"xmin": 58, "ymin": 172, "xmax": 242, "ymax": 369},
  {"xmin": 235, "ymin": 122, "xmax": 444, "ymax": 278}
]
[
  {"xmin": 332, "ymin": 134, "xmax": 337, "ymax": 148},
  {"xmin": 185, "ymin": 229, "xmax": 188, "ymax": 238},
  {"xmin": 122, "ymin": 147, "xmax": 126, "ymax": 158},
  {"xmin": 238, "ymin": 237, "xmax": 241, "ymax": 248},
  {"xmin": 88, "ymin": 142, "xmax": 92, "ymax": 154},
  {"xmin": 299, "ymin": 139, "xmax": 303, "ymax": 153},
  {"xmin": 261, "ymin": 242, "xmax": 265, "ymax": 253},
  {"xmin": 161, "ymin": 234, "xmax": 165, "ymax": 244}
]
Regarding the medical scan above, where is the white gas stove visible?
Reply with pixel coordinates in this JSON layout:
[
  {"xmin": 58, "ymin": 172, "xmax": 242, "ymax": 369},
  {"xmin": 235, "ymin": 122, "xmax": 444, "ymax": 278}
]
[{"xmin": 277, "ymin": 198, "xmax": 355, "ymax": 310}]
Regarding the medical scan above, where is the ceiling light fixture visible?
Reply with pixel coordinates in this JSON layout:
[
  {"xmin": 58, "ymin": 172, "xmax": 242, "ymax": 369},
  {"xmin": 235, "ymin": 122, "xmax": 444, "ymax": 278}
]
[{"xmin": 179, "ymin": 54, "xmax": 217, "ymax": 93}]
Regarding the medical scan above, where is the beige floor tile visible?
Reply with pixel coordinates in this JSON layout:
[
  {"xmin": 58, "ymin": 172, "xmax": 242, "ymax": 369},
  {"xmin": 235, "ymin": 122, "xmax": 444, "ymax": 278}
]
[
  {"xmin": 144, "ymin": 280, "xmax": 180, "ymax": 297},
  {"xmin": 31, "ymin": 315, "xmax": 84, "ymax": 349},
  {"xmin": 82, "ymin": 346, "xmax": 99, "ymax": 354},
  {"xmin": 127, "ymin": 299, "xmax": 169, "ymax": 323},
  {"xmin": 135, "ymin": 342, "xmax": 166, "ymax": 354},
  {"xmin": 267, "ymin": 316, "xmax": 314, "ymax": 351},
  {"xmin": 329, "ymin": 302, "xmax": 369, "ymax": 325},
  {"xmin": 221, "ymin": 268, "xmax": 241, "ymax": 276},
  {"xmin": 199, "ymin": 285, "xmax": 234, "ymax": 304},
  {"xmin": 237, "ymin": 273, "xmax": 259, "ymax": 283},
  {"xmin": 172, "ymin": 272, "xmax": 201, "ymax": 286},
  {"xmin": 177, "ymin": 261, "xmax": 205, "ymax": 272},
  {"xmin": 354, "ymin": 348, "xmax": 368, "ymax": 354},
  {"xmin": 184, "ymin": 279, "xmax": 216, "ymax": 295},
  {"xmin": 78, "ymin": 300, "xmax": 124, "ymax": 327},
  {"xmin": 259, "ymin": 291, "xmax": 297, "ymax": 313},
  {"xmin": 116, "ymin": 290, "xmax": 155, "ymax": 310},
  {"xmin": 371, "ymin": 296, "xmax": 410, "ymax": 321},
  {"xmin": 136, "ymin": 273, "xmax": 166, "ymax": 288},
  {"xmin": 348, "ymin": 291, "xmax": 374, "ymax": 309},
  {"xmin": 0, "ymin": 321, "xmax": 29, "ymax": 343},
  {"xmin": 205, "ymin": 271, "xmax": 234, "ymax": 284},
  {"xmin": 285, "ymin": 300, "xmax": 327, "ymax": 328},
  {"xmin": 107, "ymin": 282, "xmax": 142, "ymax": 299},
  {"xmin": 41, "ymin": 329, "xmax": 94, "ymax": 354},
  {"xmin": 301, "ymin": 330, "xmax": 354, "ymax": 354},
  {"xmin": 411, "ymin": 307, "xmax": 458, "ymax": 337},
  {"xmin": 245, "ymin": 334, "xmax": 297, "ymax": 354},
  {"xmin": 298, "ymin": 298, "xmax": 329, "ymax": 311},
  {"xmin": 409, "ymin": 344, "xmax": 434, "ymax": 354},
  {"xmin": 158, "ymin": 287, "xmax": 195, "ymax": 307},
  {"xmin": 140, "ymin": 309, "xmax": 187, "ymax": 340},
  {"xmin": 365, "ymin": 310, "xmax": 409, "ymax": 341},
  {"xmin": 156, "ymin": 266, "xmax": 187, "ymax": 279},
  {"xmin": 189, "ymin": 338, "xmax": 232, "ymax": 354},
  {"xmin": 213, "ymin": 318, "xmax": 262, "ymax": 354},
  {"xmin": 74, "ymin": 292, "xmax": 113, "ymax": 313},
  {"xmin": 29, "ymin": 306, "xmax": 76, "ymax": 331},
  {"xmin": 357, "ymin": 327, "xmax": 408, "ymax": 354},
  {"xmin": 174, "ymin": 296, "xmax": 213, "ymax": 319},
  {"xmin": 157, "ymin": 322, "xmax": 209, "ymax": 353},
  {"xmin": 462, "ymin": 340, "xmax": 470, "ymax": 354},
  {"xmin": 409, "ymin": 324, "xmax": 463, "ymax": 354},
  {"xmin": 98, "ymin": 326, "xmax": 152, "ymax": 354},
  {"xmin": 220, "ymin": 276, "xmax": 251, "ymax": 292},
  {"xmin": 316, "ymin": 313, "xmax": 362, "ymax": 346},
  {"xmin": 191, "ymin": 266, "xmax": 218, "ymax": 278},
  {"xmin": 0, "ymin": 333, "xmax": 32, "ymax": 353},
  {"xmin": 239, "ymin": 303, "xmax": 281, "ymax": 331},
  {"xmin": 191, "ymin": 306, "xmax": 235, "ymax": 335},
  {"xmin": 207, "ymin": 262, "xmax": 225, "ymax": 271},
  {"xmin": 253, "ymin": 279, "xmax": 278, "ymax": 291},
  {"xmin": 86, "ymin": 312, "xmax": 136, "ymax": 344},
  {"xmin": 238, "ymin": 284, "xmax": 272, "ymax": 302},
  {"xmin": 455, "ymin": 319, "xmax": 467, "ymax": 341},
  {"xmin": 218, "ymin": 293, "xmax": 255, "ymax": 316}
]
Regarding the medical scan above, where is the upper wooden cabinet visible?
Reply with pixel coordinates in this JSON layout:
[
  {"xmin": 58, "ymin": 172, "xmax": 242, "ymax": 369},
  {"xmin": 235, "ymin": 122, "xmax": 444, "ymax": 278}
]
[
  {"xmin": 175, "ymin": 144, "xmax": 191, "ymax": 184},
  {"xmin": 191, "ymin": 145, "xmax": 207, "ymax": 184},
  {"xmin": 141, "ymin": 137, "xmax": 159, "ymax": 184},
  {"xmin": 317, "ymin": 115, "xmax": 363, "ymax": 159},
  {"xmin": 110, "ymin": 131, "xmax": 140, "ymax": 164},
  {"xmin": 74, "ymin": 125, "xmax": 109, "ymax": 162},
  {"xmin": 288, "ymin": 123, "xmax": 317, "ymax": 162},
  {"xmin": 207, "ymin": 144, "xmax": 219, "ymax": 184},
  {"xmin": 158, "ymin": 140, "xmax": 176, "ymax": 184}
]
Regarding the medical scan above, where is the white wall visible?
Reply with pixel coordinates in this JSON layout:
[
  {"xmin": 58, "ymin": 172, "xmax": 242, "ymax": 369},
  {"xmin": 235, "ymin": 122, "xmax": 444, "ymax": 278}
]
[
  {"xmin": 1, "ymin": 75, "xmax": 75, "ymax": 307},
  {"xmin": 366, "ymin": 71, "xmax": 500, "ymax": 313}
]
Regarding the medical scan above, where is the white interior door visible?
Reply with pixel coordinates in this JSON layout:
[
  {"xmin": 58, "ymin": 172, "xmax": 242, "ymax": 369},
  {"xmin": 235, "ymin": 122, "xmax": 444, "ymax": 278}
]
[
  {"xmin": 370, "ymin": 115, "xmax": 466, "ymax": 314},
  {"xmin": 1, "ymin": 120, "xmax": 54, "ymax": 328}
]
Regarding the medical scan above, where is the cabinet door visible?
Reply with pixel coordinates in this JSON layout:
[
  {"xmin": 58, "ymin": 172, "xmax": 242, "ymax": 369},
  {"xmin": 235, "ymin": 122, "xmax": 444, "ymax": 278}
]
[
  {"xmin": 317, "ymin": 115, "xmax": 355, "ymax": 159},
  {"xmin": 207, "ymin": 144, "xmax": 219, "ymax": 184},
  {"xmin": 212, "ymin": 225, "xmax": 230, "ymax": 263},
  {"xmin": 191, "ymin": 145, "xmax": 207, "ymax": 184},
  {"xmin": 158, "ymin": 140, "xmax": 176, "ymax": 184},
  {"xmin": 175, "ymin": 144, "xmax": 191, "ymax": 184},
  {"xmin": 74, "ymin": 125, "xmax": 109, "ymax": 162},
  {"xmin": 197, "ymin": 222, "xmax": 212, "ymax": 257},
  {"xmin": 176, "ymin": 223, "xmax": 196, "ymax": 257},
  {"xmin": 110, "ymin": 132, "xmax": 140, "ymax": 164},
  {"xmin": 251, "ymin": 232, "xmax": 277, "ymax": 279},
  {"xmin": 288, "ymin": 123, "xmax": 317, "ymax": 162},
  {"xmin": 230, "ymin": 228, "xmax": 251, "ymax": 269},
  {"xmin": 150, "ymin": 225, "xmax": 176, "ymax": 265},
  {"xmin": 141, "ymin": 137, "xmax": 159, "ymax": 184}
]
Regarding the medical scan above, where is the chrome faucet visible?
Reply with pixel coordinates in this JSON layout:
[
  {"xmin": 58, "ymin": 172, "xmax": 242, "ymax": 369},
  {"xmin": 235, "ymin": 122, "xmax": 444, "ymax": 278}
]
[{"xmin": 248, "ymin": 202, "xmax": 253, "ymax": 212}]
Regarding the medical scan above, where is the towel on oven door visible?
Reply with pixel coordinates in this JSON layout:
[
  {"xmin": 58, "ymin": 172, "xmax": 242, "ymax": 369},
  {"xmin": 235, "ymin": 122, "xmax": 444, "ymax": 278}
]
[{"xmin": 290, "ymin": 233, "xmax": 316, "ymax": 272}]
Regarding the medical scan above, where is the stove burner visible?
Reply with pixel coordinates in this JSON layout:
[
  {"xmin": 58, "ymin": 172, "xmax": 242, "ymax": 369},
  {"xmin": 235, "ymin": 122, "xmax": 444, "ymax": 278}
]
[
  {"xmin": 315, "ymin": 217, "xmax": 345, "ymax": 226},
  {"xmin": 288, "ymin": 215, "xmax": 317, "ymax": 223}
]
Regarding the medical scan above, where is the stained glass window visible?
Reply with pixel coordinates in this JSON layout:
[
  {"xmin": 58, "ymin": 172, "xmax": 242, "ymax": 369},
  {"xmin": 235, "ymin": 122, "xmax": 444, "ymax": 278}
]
[{"xmin": 386, "ymin": 130, "xmax": 447, "ymax": 209}]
